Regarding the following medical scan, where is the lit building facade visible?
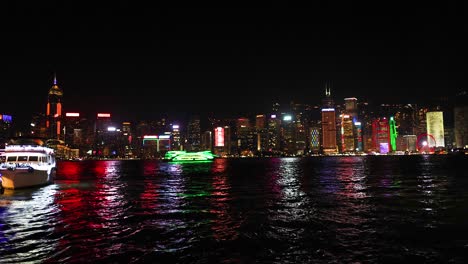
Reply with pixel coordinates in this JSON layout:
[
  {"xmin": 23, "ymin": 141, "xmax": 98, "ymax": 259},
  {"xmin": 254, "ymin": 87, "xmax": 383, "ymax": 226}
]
[
  {"xmin": 340, "ymin": 114, "xmax": 354, "ymax": 152},
  {"xmin": 372, "ymin": 117, "xmax": 390, "ymax": 154},
  {"xmin": 426, "ymin": 111, "xmax": 445, "ymax": 148},
  {"xmin": 321, "ymin": 108, "xmax": 337, "ymax": 154},
  {"xmin": 0, "ymin": 114, "xmax": 13, "ymax": 148},
  {"xmin": 389, "ymin": 116, "xmax": 398, "ymax": 151},
  {"xmin": 46, "ymin": 75, "xmax": 63, "ymax": 140},
  {"xmin": 454, "ymin": 106, "xmax": 468, "ymax": 148},
  {"xmin": 321, "ymin": 84, "xmax": 337, "ymax": 154},
  {"xmin": 354, "ymin": 121, "xmax": 363, "ymax": 152},
  {"xmin": 171, "ymin": 124, "xmax": 182, "ymax": 151},
  {"xmin": 236, "ymin": 117, "xmax": 255, "ymax": 156},
  {"xmin": 309, "ymin": 125, "xmax": 320, "ymax": 153},
  {"xmin": 344, "ymin": 97, "xmax": 358, "ymax": 118},
  {"xmin": 267, "ymin": 115, "xmax": 281, "ymax": 153}
]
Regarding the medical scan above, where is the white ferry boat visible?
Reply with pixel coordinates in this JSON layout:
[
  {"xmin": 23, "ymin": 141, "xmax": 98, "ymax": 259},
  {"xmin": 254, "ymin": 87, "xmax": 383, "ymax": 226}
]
[{"xmin": 0, "ymin": 140, "xmax": 57, "ymax": 190}]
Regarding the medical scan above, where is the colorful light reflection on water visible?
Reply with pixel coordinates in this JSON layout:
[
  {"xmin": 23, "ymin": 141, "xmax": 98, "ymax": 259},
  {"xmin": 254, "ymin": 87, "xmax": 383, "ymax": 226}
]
[{"xmin": 0, "ymin": 155, "xmax": 466, "ymax": 263}]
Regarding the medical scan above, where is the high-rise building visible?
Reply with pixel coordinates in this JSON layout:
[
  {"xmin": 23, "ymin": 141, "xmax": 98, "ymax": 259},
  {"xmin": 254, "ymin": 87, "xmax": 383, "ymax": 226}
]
[
  {"xmin": 354, "ymin": 121, "xmax": 363, "ymax": 152},
  {"xmin": 201, "ymin": 131, "xmax": 212, "ymax": 151},
  {"xmin": 322, "ymin": 108, "xmax": 337, "ymax": 154},
  {"xmin": 236, "ymin": 117, "xmax": 254, "ymax": 155},
  {"xmin": 340, "ymin": 114, "xmax": 354, "ymax": 152},
  {"xmin": 321, "ymin": 83, "xmax": 337, "ymax": 154},
  {"xmin": 0, "ymin": 114, "xmax": 13, "ymax": 148},
  {"xmin": 255, "ymin": 115, "xmax": 266, "ymax": 130},
  {"xmin": 426, "ymin": 111, "xmax": 445, "ymax": 148},
  {"xmin": 344, "ymin": 97, "xmax": 358, "ymax": 118},
  {"xmin": 415, "ymin": 106, "xmax": 428, "ymax": 136},
  {"xmin": 122, "ymin": 121, "xmax": 134, "ymax": 158},
  {"xmin": 186, "ymin": 115, "xmax": 201, "ymax": 151},
  {"xmin": 454, "ymin": 106, "xmax": 468, "ymax": 148},
  {"xmin": 171, "ymin": 124, "xmax": 182, "ymax": 151},
  {"xmin": 46, "ymin": 75, "xmax": 63, "ymax": 140},
  {"xmin": 389, "ymin": 116, "xmax": 398, "ymax": 151},
  {"xmin": 62, "ymin": 112, "xmax": 92, "ymax": 157},
  {"xmin": 267, "ymin": 115, "xmax": 281, "ymax": 153},
  {"xmin": 255, "ymin": 115, "xmax": 268, "ymax": 152},
  {"xmin": 372, "ymin": 118, "xmax": 390, "ymax": 154},
  {"xmin": 403, "ymin": 135, "xmax": 417, "ymax": 152}
]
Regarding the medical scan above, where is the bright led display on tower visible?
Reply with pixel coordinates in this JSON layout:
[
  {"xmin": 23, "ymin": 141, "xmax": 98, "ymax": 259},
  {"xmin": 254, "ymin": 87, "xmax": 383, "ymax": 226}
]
[
  {"xmin": 97, "ymin": 113, "xmax": 111, "ymax": 118},
  {"xmin": 215, "ymin": 127, "xmax": 224, "ymax": 147},
  {"xmin": 283, "ymin": 115, "xmax": 292, "ymax": 121},
  {"xmin": 379, "ymin": 143, "xmax": 389, "ymax": 154},
  {"xmin": 0, "ymin": 114, "xmax": 12, "ymax": 123},
  {"xmin": 65, "ymin": 113, "xmax": 80, "ymax": 117}
]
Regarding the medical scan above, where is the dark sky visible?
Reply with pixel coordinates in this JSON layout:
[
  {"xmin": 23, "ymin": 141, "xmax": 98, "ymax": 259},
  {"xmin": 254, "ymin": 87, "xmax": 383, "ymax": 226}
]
[{"xmin": 1, "ymin": 4, "xmax": 467, "ymax": 126}]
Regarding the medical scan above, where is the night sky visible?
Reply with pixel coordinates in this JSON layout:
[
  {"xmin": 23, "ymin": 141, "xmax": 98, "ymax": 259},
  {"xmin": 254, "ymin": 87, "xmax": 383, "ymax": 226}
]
[{"xmin": 1, "ymin": 4, "xmax": 467, "ymax": 127}]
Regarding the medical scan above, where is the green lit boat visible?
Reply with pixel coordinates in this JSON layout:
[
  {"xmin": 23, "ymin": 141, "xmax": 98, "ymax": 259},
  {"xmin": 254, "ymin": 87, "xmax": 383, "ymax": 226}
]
[{"xmin": 163, "ymin": 150, "xmax": 217, "ymax": 162}]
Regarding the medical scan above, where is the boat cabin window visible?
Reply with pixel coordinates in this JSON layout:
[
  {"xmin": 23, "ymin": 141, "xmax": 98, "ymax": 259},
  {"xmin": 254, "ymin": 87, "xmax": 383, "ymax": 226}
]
[
  {"xmin": 18, "ymin": 156, "xmax": 28, "ymax": 161},
  {"xmin": 28, "ymin": 156, "xmax": 39, "ymax": 162},
  {"xmin": 7, "ymin": 156, "xmax": 17, "ymax": 162}
]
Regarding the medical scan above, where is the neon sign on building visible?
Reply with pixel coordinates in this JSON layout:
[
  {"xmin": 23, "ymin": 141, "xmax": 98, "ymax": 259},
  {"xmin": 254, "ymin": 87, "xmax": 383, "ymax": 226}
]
[{"xmin": 215, "ymin": 127, "xmax": 224, "ymax": 147}]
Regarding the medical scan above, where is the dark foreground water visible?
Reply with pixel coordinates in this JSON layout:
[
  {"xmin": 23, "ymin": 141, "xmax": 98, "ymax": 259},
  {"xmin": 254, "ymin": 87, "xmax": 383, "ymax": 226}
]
[{"xmin": 1, "ymin": 155, "xmax": 467, "ymax": 263}]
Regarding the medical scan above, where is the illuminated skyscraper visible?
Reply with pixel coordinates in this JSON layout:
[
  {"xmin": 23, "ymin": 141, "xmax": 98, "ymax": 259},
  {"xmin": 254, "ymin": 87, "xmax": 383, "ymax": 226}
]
[
  {"xmin": 354, "ymin": 121, "xmax": 363, "ymax": 152},
  {"xmin": 236, "ymin": 117, "xmax": 254, "ymax": 155},
  {"xmin": 171, "ymin": 124, "xmax": 181, "ymax": 150},
  {"xmin": 46, "ymin": 74, "xmax": 63, "ymax": 140},
  {"xmin": 255, "ymin": 115, "xmax": 266, "ymax": 129},
  {"xmin": 267, "ymin": 115, "xmax": 281, "ymax": 153},
  {"xmin": 389, "ymin": 116, "xmax": 398, "ymax": 151},
  {"xmin": 255, "ymin": 115, "xmax": 268, "ymax": 152},
  {"xmin": 426, "ymin": 111, "xmax": 445, "ymax": 148},
  {"xmin": 309, "ymin": 120, "xmax": 321, "ymax": 154},
  {"xmin": 372, "ymin": 118, "xmax": 390, "ymax": 154},
  {"xmin": 340, "ymin": 114, "xmax": 354, "ymax": 152},
  {"xmin": 344, "ymin": 97, "xmax": 358, "ymax": 118},
  {"xmin": 321, "ymin": 84, "xmax": 337, "ymax": 154}
]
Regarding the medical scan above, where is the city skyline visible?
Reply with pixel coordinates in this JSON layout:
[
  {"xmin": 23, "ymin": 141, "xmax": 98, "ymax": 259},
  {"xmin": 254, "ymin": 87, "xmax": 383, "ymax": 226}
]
[{"xmin": 2, "ymin": 5, "xmax": 467, "ymax": 126}]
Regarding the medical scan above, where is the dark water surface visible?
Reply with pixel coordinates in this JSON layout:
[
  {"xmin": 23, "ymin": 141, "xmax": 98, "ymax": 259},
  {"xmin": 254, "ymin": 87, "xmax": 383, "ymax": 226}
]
[{"xmin": 1, "ymin": 155, "xmax": 467, "ymax": 263}]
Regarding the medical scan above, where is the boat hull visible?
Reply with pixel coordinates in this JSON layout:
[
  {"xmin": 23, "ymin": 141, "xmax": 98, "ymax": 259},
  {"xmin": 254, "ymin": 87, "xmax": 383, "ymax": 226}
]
[{"xmin": 0, "ymin": 168, "xmax": 54, "ymax": 189}]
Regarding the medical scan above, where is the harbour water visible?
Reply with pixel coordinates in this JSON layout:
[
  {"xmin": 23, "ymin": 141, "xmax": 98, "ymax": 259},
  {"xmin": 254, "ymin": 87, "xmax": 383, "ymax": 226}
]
[{"xmin": 0, "ymin": 155, "xmax": 467, "ymax": 263}]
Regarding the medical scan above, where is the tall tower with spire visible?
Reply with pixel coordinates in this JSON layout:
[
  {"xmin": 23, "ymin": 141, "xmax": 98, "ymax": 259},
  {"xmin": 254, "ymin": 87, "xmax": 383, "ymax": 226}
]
[
  {"xmin": 322, "ymin": 81, "xmax": 334, "ymax": 108},
  {"xmin": 321, "ymin": 81, "xmax": 337, "ymax": 154},
  {"xmin": 46, "ymin": 74, "xmax": 64, "ymax": 140}
]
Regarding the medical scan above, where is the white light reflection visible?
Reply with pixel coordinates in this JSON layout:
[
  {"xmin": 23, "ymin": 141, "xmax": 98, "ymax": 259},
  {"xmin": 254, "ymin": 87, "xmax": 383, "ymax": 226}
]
[{"xmin": 1, "ymin": 185, "xmax": 60, "ymax": 260}]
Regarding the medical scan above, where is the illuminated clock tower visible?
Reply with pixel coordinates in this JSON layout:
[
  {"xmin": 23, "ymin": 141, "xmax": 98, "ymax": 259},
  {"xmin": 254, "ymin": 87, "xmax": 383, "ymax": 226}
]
[{"xmin": 46, "ymin": 74, "xmax": 63, "ymax": 140}]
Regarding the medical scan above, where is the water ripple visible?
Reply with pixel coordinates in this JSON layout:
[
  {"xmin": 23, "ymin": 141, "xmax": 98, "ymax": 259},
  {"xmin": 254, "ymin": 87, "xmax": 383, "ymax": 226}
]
[{"xmin": 0, "ymin": 157, "xmax": 466, "ymax": 263}]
